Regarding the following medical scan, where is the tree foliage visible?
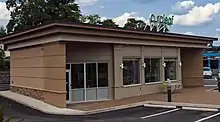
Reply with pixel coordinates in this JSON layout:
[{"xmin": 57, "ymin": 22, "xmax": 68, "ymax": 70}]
[
  {"xmin": 100, "ymin": 19, "xmax": 118, "ymax": 27},
  {"xmin": 6, "ymin": 0, "xmax": 82, "ymax": 33},
  {"xmin": 0, "ymin": 48, "xmax": 5, "ymax": 71},
  {"xmin": 83, "ymin": 14, "xmax": 118, "ymax": 27},
  {"xmin": 0, "ymin": 26, "xmax": 6, "ymax": 37},
  {"xmin": 124, "ymin": 18, "xmax": 170, "ymax": 33},
  {"xmin": 5, "ymin": 0, "xmax": 170, "ymax": 33},
  {"xmin": 84, "ymin": 14, "xmax": 101, "ymax": 25}
]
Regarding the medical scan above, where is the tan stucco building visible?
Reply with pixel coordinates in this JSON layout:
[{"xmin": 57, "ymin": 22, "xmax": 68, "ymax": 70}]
[{"xmin": 0, "ymin": 22, "xmax": 217, "ymax": 108}]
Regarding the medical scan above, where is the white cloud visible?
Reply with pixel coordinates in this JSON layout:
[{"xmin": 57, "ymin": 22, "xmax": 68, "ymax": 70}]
[
  {"xmin": 0, "ymin": 2, "xmax": 10, "ymax": 21},
  {"xmin": 100, "ymin": 17, "xmax": 107, "ymax": 21},
  {"xmin": 216, "ymin": 28, "xmax": 220, "ymax": 31},
  {"xmin": 173, "ymin": 2, "xmax": 220, "ymax": 26},
  {"xmin": 172, "ymin": 0, "xmax": 195, "ymax": 14},
  {"xmin": 100, "ymin": 6, "xmax": 104, "ymax": 9},
  {"xmin": 112, "ymin": 12, "xmax": 149, "ymax": 27},
  {"xmin": 76, "ymin": 0, "xmax": 99, "ymax": 6},
  {"xmin": 184, "ymin": 31, "xmax": 195, "ymax": 35}
]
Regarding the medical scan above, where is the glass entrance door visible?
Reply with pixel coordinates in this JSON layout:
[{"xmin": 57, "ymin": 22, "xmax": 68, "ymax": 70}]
[
  {"xmin": 71, "ymin": 64, "xmax": 85, "ymax": 102},
  {"xmin": 86, "ymin": 63, "xmax": 97, "ymax": 101},
  {"xmin": 66, "ymin": 70, "xmax": 71, "ymax": 102},
  {"xmin": 69, "ymin": 63, "xmax": 109, "ymax": 102}
]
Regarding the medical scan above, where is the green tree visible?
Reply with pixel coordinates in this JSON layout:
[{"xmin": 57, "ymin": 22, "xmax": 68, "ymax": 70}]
[
  {"xmin": 101, "ymin": 19, "xmax": 118, "ymax": 27},
  {"xmin": 124, "ymin": 18, "xmax": 138, "ymax": 29},
  {"xmin": 0, "ymin": 48, "xmax": 5, "ymax": 71},
  {"xmin": 6, "ymin": 0, "xmax": 82, "ymax": 33},
  {"xmin": 124, "ymin": 18, "xmax": 170, "ymax": 33},
  {"xmin": 85, "ymin": 14, "xmax": 102, "ymax": 25},
  {"xmin": 124, "ymin": 18, "xmax": 149, "ymax": 31},
  {"xmin": 0, "ymin": 26, "xmax": 6, "ymax": 37}
]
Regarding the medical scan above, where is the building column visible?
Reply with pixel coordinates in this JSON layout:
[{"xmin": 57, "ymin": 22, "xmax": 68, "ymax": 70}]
[
  {"xmin": 208, "ymin": 58, "xmax": 211, "ymax": 68},
  {"xmin": 160, "ymin": 47, "xmax": 165, "ymax": 82},
  {"xmin": 181, "ymin": 48, "xmax": 204, "ymax": 88},
  {"xmin": 218, "ymin": 59, "xmax": 220, "ymax": 71},
  {"xmin": 177, "ymin": 48, "xmax": 182, "ymax": 82}
]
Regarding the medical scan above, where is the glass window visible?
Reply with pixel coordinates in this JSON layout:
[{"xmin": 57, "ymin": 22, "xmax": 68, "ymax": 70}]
[
  {"xmin": 71, "ymin": 64, "xmax": 84, "ymax": 89},
  {"xmin": 145, "ymin": 58, "xmax": 160, "ymax": 83},
  {"xmin": 164, "ymin": 59, "xmax": 177, "ymax": 80},
  {"xmin": 123, "ymin": 58, "xmax": 140, "ymax": 85},
  {"xmin": 86, "ymin": 63, "xmax": 97, "ymax": 88},
  {"xmin": 98, "ymin": 63, "xmax": 108, "ymax": 87}
]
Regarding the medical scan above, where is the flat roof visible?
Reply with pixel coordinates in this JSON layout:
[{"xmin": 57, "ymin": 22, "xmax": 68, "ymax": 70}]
[
  {"xmin": 0, "ymin": 21, "xmax": 217, "ymax": 43},
  {"xmin": 0, "ymin": 21, "xmax": 218, "ymax": 50}
]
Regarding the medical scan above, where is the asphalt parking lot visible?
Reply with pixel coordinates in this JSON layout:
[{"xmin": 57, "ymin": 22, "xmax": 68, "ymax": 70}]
[
  {"xmin": 2, "ymin": 96, "xmax": 220, "ymax": 122},
  {"xmin": 0, "ymin": 79, "xmax": 220, "ymax": 122}
]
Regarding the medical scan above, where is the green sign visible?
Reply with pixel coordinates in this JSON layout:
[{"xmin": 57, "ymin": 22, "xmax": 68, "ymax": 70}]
[{"xmin": 149, "ymin": 14, "xmax": 174, "ymax": 26}]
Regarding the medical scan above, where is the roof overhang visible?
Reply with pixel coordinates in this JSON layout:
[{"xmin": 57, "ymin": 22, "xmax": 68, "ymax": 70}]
[{"xmin": 0, "ymin": 21, "xmax": 217, "ymax": 50}]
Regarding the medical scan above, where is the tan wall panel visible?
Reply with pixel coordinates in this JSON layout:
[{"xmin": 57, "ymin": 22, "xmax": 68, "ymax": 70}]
[
  {"xmin": 11, "ymin": 67, "xmax": 44, "ymax": 78},
  {"xmin": 11, "ymin": 67, "xmax": 65, "ymax": 79},
  {"xmin": 163, "ymin": 47, "xmax": 178, "ymax": 57},
  {"xmin": 43, "ymin": 55, "xmax": 65, "ymax": 67},
  {"xmin": 11, "ymin": 76, "xmax": 44, "ymax": 89},
  {"xmin": 66, "ymin": 42, "xmax": 112, "ymax": 62},
  {"xmin": 10, "ymin": 42, "xmax": 66, "ymax": 108},
  {"xmin": 44, "ymin": 67, "xmax": 66, "ymax": 80},
  {"xmin": 114, "ymin": 84, "xmax": 163, "ymax": 99},
  {"xmin": 108, "ymin": 62, "xmax": 114, "ymax": 99},
  {"xmin": 182, "ymin": 77, "xmax": 203, "ymax": 88},
  {"xmin": 11, "ymin": 57, "xmax": 44, "ymax": 68},
  {"xmin": 181, "ymin": 48, "xmax": 204, "ymax": 87},
  {"xmin": 43, "ymin": 42, "xmax": 66, "ymax": 56},
  {"xmin": 43, "ymin": 91, "xmax": 66, "ymax": 108},
  {"xmin": 113, "ymin": 46, "xmax": 123, "ymax": 87},
  {"xmin": 44, "ymin": 79, "xmax": 66, "ymax": 91},
  {"xmin": 142, "ymin": 47, "xmax": 162, "ymax": 57},
  {"xmin": 140, "ymin": 84, "xmax": 163, "ymax": 95},
  {"xmin": 10, "ymin": 46, "xmax": 43, "ymax": 59},
  {"xmin": 117, "ymin": 45, "xmax": 141, "ymax": 57}
]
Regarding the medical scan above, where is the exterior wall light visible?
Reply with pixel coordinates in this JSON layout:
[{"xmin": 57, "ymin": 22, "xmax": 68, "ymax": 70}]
[
  {"xmin": 163, "ymin": 62, "xmax": 166, "ymax": 67},
  {"xmin": 179, "ymin": 62, "xmax": 182, "ymax": 67},
  {"xmin": 120, "ymin": 63, "xmax": 124, "ymax": 69},
  {"xmin": 142, "ymin": 63, "xmax": 146, "ymax": 68}
]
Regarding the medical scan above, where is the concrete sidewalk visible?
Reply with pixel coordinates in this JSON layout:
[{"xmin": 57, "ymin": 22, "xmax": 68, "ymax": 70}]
[
  {"xmin": 2, "ymin": 87, "xmax": 220, "ymax": 115},
  {"xmin": 0, "ymin": 91, "xmax": 86, "ymax": 115},
  {"xmin": 70, "ymin": 87, "xmax": 220, "ymax": 111}
]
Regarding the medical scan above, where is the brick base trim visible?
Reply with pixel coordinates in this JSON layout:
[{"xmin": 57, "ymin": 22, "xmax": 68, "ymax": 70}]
[{"xmin": 10, "ymin": 86, "xmax": 44, "ymax": 101}]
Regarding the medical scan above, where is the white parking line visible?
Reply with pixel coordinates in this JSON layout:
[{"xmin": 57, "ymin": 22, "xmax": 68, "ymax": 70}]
[
  {"xmin": 144, "ymin": 104, "xmax": 177, "ymax": 109},
  {"xmin": 204, "ymin": 85, "xmax": 217, "ymax": 87},
  {"xmin": 141, "ymin": 108, "xmax": 180, "ymax": 119},
  {"xmin": 182, "ymin": 107, "xmax": 219, "ymax": 112},
  {"xmin": 195, "ymin": 112, "xmax": 220, "ymax": 122}
]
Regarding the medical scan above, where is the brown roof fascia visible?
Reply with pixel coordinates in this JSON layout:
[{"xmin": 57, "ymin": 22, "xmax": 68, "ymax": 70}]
[
  {"xmin": 0, "ymin": 21, "xmax": 217, "ymax": 44},
  {"xmin": 56, "ymin": 23, "xmax": 217, "ymax": 41}
]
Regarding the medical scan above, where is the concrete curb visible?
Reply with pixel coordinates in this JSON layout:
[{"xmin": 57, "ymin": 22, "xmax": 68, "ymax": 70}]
[
  {"xmin": 0, "ymin": 90, "xmax": 150, "ymax": 115},
  {"xmin": 2, "ymin": 90, "xmax": 220, "ymax": 115},
  {"xmin": 144, "ymin": 104, "xmax": 219, "ymax": 112},
  {"xmin": 84, "ymin": 101, "xmax": 150, "ymax": 115},
  {"xmin": 146, "ymin": 101, "xmax": 220, "ymax": 111},
  {"xmin": 0, "ymin": 91, "xmax": 86, "ymax": 115}
]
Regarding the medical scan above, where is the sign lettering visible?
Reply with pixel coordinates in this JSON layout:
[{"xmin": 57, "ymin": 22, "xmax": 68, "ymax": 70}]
[{"xmin": 149, "ymin": 14, "xmax": 174, "ymax": 32}]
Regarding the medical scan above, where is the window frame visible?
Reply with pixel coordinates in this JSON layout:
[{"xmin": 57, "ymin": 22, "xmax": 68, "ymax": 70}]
[
  {"xmin": 164, "ymin": 58, "xmax": 178, "ymax": 81},
  {"xmin": 122, "ymin": 58, "xmax": 141, "ymax": 86},
  {"xmin": 144, "ymin": 57, "xmax": 161, "ymax": 84}
]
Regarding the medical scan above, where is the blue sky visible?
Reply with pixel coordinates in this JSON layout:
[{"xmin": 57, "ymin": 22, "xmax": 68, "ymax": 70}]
[
  {"xmin": 77, "ymin": 0, "xmax": 220, "ymax": 44},
  {"xmin": 0, "ymin": 0, "xmax": 219, "ymax": 44}
]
